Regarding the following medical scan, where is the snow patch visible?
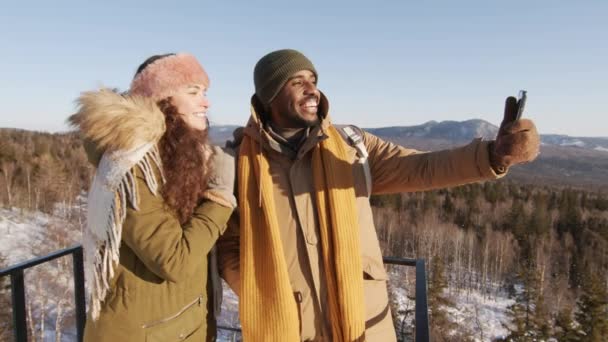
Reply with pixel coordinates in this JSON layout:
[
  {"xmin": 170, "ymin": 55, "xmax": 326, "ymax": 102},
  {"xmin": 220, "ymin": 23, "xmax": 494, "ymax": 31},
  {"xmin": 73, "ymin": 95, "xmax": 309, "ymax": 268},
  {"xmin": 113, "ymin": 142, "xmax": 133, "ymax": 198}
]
[
  {"xmin": 216, "ymin": 282, "xmax": 242, "ymax": 341},
  {"xmin": 0, "ymin": 207, "xmax": 83, "ymax": 342},
  {"xmin": 0, "ymin": 208, "xmax": 51, "ymax": 265},
  {"xmin": 447, "ymin": 290, "xmax": 515, "ymax": 341},
  {"xmin": 560, "ymin": 139, "xmax": 585, "ymax": 147},
  {"xmin": 594, "ymin": 146, "xmax": 608, "ymax": 152}
]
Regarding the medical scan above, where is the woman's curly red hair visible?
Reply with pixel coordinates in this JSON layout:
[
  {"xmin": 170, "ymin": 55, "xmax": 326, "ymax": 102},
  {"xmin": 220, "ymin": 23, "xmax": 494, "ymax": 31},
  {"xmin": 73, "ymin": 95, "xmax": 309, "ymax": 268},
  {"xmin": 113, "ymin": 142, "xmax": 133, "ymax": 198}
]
[{"xmin": 157, "ymin": 98, "xmax": 211, "ymax": 224}]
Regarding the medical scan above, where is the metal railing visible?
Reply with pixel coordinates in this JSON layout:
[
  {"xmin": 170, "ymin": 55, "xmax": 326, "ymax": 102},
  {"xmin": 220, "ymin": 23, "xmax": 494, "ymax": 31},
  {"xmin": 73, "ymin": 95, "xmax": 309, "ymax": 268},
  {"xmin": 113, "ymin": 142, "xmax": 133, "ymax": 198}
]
[
  {"xmin": 382, "ymin": 256, "xmax": 430, "ymax": 342},
  {"xmin": 218, "ymin": 256, "xmax": 430, "ymax": 341},
  {"xmin": 0, "ymin": 245, "xmax": 86, "ymax": 342},
  {"xmin": 1, "ymin": 248, "xmax": 429, "ymax": 342}
]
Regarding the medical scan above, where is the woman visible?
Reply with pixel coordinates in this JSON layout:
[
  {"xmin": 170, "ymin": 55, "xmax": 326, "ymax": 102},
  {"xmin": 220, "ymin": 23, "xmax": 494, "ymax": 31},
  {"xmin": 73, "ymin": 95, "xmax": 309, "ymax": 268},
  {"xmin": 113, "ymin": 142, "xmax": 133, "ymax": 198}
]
[{"xmin": 69, "ymin": 53, "xmax": 235, "ymax": 341}]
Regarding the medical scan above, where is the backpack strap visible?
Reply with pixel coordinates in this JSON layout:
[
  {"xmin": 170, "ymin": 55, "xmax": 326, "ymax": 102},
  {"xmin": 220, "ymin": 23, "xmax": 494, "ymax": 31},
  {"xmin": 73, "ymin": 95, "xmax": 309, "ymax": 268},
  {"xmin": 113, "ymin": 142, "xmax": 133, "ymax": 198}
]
[{"xmin": 335, "ymin": 125, "xmax": 372, "ymax": 196}]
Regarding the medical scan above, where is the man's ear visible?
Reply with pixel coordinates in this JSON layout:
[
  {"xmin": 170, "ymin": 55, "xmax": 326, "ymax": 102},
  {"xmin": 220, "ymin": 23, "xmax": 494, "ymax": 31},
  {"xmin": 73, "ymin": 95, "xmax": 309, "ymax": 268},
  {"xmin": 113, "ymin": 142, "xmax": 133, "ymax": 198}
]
[
  {"xmin": 260, "ymin": 110, "xmax": 270, "ymax": 125},
  {"xmin": 252, "ymin": 95, "xmax": 271, "ymax": 124}
]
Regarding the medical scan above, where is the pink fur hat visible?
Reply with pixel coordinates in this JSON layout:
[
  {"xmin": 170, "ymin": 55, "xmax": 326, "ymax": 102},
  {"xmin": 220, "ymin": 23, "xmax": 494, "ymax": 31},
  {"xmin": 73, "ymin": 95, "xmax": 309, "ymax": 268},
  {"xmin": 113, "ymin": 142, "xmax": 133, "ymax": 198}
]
[{"xmin": 129, "ymin": 53, "xmax": 209, "ymax": 101}]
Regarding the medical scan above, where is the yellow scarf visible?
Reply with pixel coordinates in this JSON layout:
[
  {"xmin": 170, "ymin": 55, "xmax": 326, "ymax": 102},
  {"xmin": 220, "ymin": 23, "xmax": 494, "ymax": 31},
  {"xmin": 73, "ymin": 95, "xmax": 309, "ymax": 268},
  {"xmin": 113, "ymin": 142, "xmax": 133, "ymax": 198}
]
[{"xmin": 238, "ymin": 125, "xmax": 366, "ymax": 341}]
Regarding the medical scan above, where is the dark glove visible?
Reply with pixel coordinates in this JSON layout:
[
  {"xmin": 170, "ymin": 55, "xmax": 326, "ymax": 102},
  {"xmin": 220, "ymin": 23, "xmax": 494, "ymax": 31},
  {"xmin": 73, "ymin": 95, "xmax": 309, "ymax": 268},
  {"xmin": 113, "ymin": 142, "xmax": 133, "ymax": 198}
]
[
  {"xmin": 490, "ymin": 96, "xmax": 540, "ymax": 173},
  {"xmin": 203, "ymin": 146, "xmax": 237, "ymax": 209}
]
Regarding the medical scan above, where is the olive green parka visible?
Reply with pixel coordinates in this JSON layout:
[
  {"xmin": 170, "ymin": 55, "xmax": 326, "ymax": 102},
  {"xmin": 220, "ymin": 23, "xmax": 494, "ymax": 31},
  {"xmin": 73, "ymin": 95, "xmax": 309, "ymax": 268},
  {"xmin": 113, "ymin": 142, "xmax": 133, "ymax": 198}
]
[{"xmin": 69, "ymin": 90, "xmax": 233, "ymax": 342}]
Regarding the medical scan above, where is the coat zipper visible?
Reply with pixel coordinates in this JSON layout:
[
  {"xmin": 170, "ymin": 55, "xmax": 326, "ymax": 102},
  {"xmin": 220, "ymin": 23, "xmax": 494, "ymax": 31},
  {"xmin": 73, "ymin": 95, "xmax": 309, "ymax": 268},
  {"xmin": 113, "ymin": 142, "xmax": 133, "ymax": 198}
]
[
  {"xmin": 141, "ymin": 295, "xmax": 202, "ymax": 329},
  {"xmin": 294, "ymin": 291, "xmax": 303, "ymax": 335}
]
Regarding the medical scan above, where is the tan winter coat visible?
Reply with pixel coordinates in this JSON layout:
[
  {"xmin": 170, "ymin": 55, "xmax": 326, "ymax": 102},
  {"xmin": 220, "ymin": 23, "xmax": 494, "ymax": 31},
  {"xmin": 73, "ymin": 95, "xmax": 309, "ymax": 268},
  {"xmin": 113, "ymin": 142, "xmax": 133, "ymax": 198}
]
[{"xmin": 218, "ymin": 94, "xmax": 502, "ymax": 341}]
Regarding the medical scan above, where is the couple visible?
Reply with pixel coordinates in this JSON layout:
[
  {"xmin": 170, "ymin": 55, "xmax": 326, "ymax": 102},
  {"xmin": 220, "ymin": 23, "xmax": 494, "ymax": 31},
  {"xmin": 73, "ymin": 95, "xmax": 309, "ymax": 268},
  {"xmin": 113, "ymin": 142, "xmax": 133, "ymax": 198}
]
[{"xmin": 70, "ymin": 50, "xmax": 540, "ymax": 341}]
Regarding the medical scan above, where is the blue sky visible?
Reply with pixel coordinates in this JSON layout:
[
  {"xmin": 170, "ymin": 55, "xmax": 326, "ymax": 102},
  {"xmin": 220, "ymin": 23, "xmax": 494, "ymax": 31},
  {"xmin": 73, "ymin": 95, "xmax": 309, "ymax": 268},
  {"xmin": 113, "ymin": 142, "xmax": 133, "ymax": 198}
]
[{"xmin": 1, "ymin": 1, "xmax": 606, "ymax": 136}]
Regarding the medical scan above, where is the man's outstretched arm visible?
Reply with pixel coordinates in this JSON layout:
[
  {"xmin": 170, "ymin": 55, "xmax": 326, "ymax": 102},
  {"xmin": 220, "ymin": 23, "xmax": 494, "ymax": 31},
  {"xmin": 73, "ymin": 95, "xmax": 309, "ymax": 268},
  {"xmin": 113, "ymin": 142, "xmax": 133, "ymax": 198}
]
[{"xmin": 365, "ymin": 97, "xmax": 539, "ymax": 194}]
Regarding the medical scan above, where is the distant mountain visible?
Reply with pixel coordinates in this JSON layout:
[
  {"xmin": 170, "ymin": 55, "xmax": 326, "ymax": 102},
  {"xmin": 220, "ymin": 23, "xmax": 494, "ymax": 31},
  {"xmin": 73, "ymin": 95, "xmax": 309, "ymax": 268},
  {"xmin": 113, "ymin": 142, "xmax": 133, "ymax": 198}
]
[
  {"xmin": 366, "ymin": 120, "xmax": 608, "ymax": 190},
  {"xmin": 209, "ymin": 124, "xmax": 240, "ymax": 145},
  {"xmin": 367, "ymin": 119, "xmax": 498, "ymax": 141},
  {"xmin": 365, "ymin": 120, "xmax": 608, "ymax": 152},
  {"xmin": 541, "ymin": 134, "xmax": 608, "ymax": 152},
  {"xmin": 211, "ymin": 120, "xmax": 608, "ymax": 190}
]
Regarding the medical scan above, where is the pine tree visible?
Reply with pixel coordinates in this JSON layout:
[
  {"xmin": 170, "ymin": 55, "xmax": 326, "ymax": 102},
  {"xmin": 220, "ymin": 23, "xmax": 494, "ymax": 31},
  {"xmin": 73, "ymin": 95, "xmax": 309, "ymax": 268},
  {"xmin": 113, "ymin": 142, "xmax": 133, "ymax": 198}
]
[
  {"xmin": 529, "ymin": 193, "xmax": 550, "ymax": 237},
  {"xmin": 575, "ymin": 270, "xmax": 608, "ymax": 341},
  {"xmin": 554, "ymin": 308, "xmax": 581, "ymax": 342},
  {"xmin": 495, "ymin": 180, "xmax": 508, "ymax": 202},
  {"xmin": 504, "ymin": 264, "xmax": 545, "ymax": 341},
  {"xmin": 557, "ymin": 189, "xmax": 582, "ymax": 238},
  {"xmin": 547, "ymin": 190, "xmax": 558, "ymax": 211},
  {"xmin": 531, "ymin": 294, "xmax": 551, "ymax": 340},
  {"xmin": 483, "ymin": 182, "xmax": 499, "ymax": 206},
  {"xmin": 593, "ymin": 192, "xmax": 608, "ymax": 211},
  {"xmin": 441, "ymin": 193, "xmax": 455, "ymax": 220},
  {"xmin": 427, "ymin": 256, "xmax": 455, "ymax": 339},
  {"xmin": 504, "ymin": 200, "xmax": 527, "ymax": 245},
  {"xmin": 421, "ymin": 191, "xmax": 438, "ymax": 214},
  {"xmin": 580, "ymin": 192, "xmax": 588, "ymax": 210}
]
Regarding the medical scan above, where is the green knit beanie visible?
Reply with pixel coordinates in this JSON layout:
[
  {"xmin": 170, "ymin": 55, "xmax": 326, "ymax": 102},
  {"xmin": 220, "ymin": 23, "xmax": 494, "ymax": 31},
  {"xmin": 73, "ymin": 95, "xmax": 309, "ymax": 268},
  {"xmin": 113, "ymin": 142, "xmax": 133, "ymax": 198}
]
[{"xmin": 254, "ymin": 49, "xmax": 318, "ymax": 106}]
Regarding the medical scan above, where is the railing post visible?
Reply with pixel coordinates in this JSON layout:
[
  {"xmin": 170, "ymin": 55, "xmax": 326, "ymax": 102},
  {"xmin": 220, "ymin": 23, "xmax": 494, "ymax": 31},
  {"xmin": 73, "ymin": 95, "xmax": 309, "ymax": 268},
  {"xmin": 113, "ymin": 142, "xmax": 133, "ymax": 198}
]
[
  {"xmin": 10, "ymin": 269, "xmax": 28, "ymax": 342},
  {"xmin": 415, "ymin": 259, "xmax": 430, "ymax": 342},
  {"xmin": 72, "ymin": 247, "xmax": 86, "ymax": 341}
]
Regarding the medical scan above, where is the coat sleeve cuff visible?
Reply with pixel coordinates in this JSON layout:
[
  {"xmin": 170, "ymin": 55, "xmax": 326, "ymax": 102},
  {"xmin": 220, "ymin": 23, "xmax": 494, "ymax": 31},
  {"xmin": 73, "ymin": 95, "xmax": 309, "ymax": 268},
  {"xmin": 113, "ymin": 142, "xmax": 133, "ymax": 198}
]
[
  {"xmin": 476, "ymin": 139, "xmax": 507, "ymax": 179},
  {"xmin": 192, "ymin": 200, "xmax": 234, "ymax": 235},
  {"xmin": 203, "ymin": 189, "xmax": 237, "ymax": 209}
]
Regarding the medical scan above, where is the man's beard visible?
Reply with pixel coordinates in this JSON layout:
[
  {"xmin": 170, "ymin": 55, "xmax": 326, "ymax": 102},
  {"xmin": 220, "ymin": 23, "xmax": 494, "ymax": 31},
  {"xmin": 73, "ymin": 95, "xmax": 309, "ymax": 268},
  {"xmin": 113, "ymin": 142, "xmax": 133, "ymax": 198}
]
[{"xmin": 283, "ymin": 111, "xmax": 319, "ymax": 128}]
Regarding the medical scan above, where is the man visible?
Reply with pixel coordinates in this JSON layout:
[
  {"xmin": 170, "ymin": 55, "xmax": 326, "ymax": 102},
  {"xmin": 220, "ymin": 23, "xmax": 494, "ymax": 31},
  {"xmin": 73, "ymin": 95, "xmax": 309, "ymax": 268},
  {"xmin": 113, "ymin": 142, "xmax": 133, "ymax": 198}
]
[{"xmin": 218, "ymin": 49, "xmax": 539, "ymax": 341}]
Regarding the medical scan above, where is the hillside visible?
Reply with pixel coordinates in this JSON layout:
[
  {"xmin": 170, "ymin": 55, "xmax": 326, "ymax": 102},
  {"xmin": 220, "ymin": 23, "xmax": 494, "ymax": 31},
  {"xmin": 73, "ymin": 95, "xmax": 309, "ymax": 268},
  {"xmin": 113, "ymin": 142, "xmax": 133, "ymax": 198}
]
[{"xmin": 207, "ymin": 120, "xmax": 608, "ymax": 190}]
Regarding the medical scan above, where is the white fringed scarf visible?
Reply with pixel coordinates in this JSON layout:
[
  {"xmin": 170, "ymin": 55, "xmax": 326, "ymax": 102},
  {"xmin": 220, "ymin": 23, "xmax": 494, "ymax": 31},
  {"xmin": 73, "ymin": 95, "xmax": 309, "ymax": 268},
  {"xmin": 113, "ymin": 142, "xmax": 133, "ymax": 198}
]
[{"xmin": 82, "ymin": 143, "xmax": 165, "ymax": 320}]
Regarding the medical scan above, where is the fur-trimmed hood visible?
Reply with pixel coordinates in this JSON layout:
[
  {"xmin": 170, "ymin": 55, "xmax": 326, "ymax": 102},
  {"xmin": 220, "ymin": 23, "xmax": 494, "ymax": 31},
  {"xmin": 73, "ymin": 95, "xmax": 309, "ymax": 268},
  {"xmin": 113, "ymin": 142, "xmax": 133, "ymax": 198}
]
[
  {"xmin": 68, "ymin": 88, "xmax": 166, "ymax": 166},
  {"xmin": 68, "ymin": 88, "xmax": 169, "ymax": 321}
]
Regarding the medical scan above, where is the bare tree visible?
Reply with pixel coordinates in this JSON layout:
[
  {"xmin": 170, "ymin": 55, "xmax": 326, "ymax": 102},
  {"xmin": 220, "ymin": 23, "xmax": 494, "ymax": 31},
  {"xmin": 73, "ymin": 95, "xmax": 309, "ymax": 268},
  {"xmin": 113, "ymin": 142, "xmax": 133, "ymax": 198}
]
[
  {"xmin": 39, "ymin": 295, "xmax": 48, "ymax": 342},
  {"xmin": 54, "ymin": 300, "xmax": 67, "ymax": 342},
  {"xmin": 24, "ymin": 162, "xmax": 32, "ymax": 210},
  {"xmin": 473, "ymin": 303, "xmax": 484, "ymax": 341},
  {"xmin": 466, "ymin": 231, "xmax": 475, "ymax": 298},
  {"xmin": 1, "ymin": 160, "xmax": 15, "ymax": 207},
  {"xmin": 27, "ymin": 298, "xmax": 36, "ymax": 342}
]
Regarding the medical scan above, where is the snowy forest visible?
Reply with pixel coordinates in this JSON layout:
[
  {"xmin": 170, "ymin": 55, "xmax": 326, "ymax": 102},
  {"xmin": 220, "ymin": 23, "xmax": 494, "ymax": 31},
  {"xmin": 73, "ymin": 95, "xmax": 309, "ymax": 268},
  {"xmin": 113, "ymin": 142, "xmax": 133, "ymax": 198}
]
[
  {"xmin": 373, "ymin": 182, "xmax": 608, "ymax": 340},
  {"xmin": 1, "ymin": 127, "xmax": 607, "ymax": 341}
]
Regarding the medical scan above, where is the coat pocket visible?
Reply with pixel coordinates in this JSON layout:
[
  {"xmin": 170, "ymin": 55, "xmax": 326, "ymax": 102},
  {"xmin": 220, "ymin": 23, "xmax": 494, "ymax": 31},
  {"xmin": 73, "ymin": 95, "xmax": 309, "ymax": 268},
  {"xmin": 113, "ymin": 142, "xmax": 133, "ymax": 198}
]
[
  {"xmin": 142, "ymin": 295, "xmax": 204, "ymax": 341},
  {"xmin": 362, "ymin": 255, "xmax": 388, "ymax": 281},
  {"xmin": 362, "ymin": 257, "xmax": 390, "ymax": 324}
]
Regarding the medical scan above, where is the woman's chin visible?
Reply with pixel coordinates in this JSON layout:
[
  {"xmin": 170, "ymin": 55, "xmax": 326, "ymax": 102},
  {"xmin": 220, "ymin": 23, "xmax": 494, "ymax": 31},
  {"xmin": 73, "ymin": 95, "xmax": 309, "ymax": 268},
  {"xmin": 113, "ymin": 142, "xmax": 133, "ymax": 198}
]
[{"xmin": 187, "ymin": 124, "xmax": 208, "ymax": 132}]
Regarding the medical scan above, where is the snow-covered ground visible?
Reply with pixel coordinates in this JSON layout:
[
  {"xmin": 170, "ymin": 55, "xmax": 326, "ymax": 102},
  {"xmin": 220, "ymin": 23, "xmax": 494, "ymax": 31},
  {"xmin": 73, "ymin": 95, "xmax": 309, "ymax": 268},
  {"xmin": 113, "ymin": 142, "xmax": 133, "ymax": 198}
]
[
  {"xmin": 217, "ymin": 284, "xmax": 242, "ymax": 341},
  {"xmin": 447, "ymin": 290, "xmax": 514, "ymax": 341},
  {"xmin": 386, "ymin": 269, "xmax": 515, "ymax": 341},
  {"xmin": 0, "ymin": 208, "xmax": 52, "ymax": 265},
  {"xmin": 1, "ymin": 207, "xmax": 83, "ymax": 342}
]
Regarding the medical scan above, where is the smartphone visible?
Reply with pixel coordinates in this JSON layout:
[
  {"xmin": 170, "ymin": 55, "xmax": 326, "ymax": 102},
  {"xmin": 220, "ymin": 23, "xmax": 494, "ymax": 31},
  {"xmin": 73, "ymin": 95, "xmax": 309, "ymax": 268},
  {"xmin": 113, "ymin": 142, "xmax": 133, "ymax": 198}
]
[{"xmin": 516, "ymin": 90, "xmax": 527, "ymax": 120}]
